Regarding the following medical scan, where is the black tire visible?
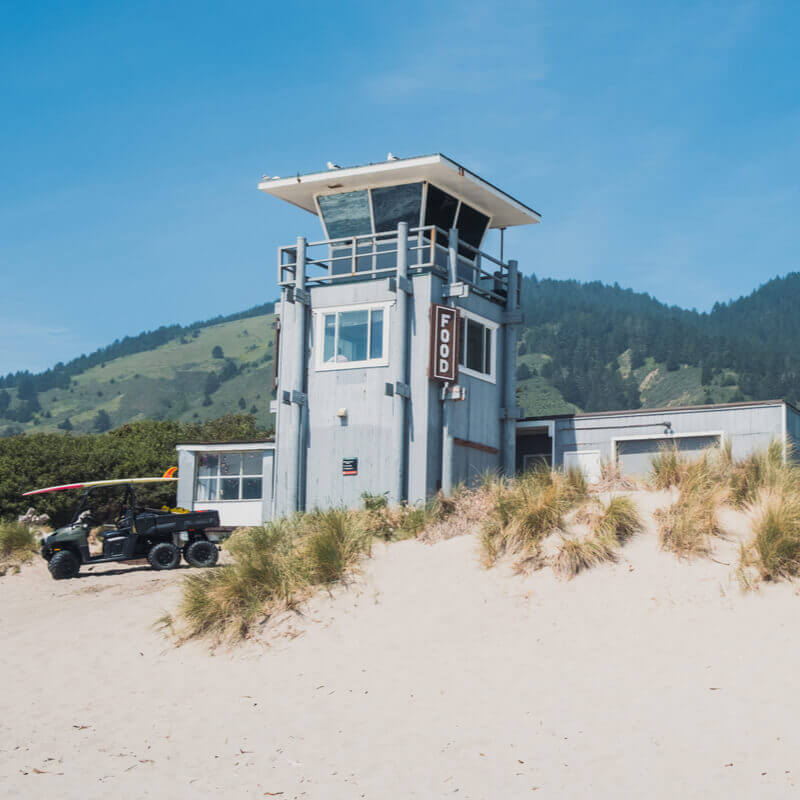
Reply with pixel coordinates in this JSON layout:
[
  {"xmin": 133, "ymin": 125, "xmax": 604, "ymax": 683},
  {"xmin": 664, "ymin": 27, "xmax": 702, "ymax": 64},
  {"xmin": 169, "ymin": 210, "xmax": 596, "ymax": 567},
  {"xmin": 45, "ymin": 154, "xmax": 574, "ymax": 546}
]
[
  {"xmin": 147, "ymin": 542, "xmax": 181, "ymax": 571},
  {"xmin": 185, "ymin": 539, "xmax": 219, "ymax": 568},
  {"xmin": 48, "ymin": 550, "xmax": 80, "ymax": 580}
]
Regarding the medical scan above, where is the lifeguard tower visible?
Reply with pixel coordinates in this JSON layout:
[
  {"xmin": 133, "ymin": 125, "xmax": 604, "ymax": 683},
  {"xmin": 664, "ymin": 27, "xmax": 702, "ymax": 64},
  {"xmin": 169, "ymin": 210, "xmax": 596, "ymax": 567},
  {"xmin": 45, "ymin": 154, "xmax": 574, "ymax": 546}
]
[{"xmin": 259, "ymin": 154, "xmax": 540, "ymax": 515}]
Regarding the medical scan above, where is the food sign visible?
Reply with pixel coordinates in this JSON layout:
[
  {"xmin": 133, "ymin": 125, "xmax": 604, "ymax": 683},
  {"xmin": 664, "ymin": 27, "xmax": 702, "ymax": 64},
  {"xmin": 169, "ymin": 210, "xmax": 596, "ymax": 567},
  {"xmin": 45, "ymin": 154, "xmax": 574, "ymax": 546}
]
[{"xmin": 429, "ymin": 304, "xmax": 460, "ymax": 383}]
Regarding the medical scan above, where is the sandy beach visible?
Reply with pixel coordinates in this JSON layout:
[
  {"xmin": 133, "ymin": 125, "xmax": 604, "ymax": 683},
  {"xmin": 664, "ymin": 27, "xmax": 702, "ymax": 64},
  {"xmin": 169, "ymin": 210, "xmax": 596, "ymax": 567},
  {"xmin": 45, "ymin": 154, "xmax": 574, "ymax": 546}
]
[{"xmin": 1, "ymin": 490, "xmax": 799, "ymax": 799}]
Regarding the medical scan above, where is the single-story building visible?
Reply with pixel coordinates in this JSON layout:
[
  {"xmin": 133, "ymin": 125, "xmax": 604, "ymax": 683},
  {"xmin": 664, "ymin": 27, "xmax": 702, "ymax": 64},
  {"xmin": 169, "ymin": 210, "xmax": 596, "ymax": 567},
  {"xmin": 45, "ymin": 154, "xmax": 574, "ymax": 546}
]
[
  {"xmin": 516, "ymin": 399, "xmax": 800, "ymax": 480},
  {"xmin": 175, "ymin": 441, "xmax": 275, "ymax": 527}
]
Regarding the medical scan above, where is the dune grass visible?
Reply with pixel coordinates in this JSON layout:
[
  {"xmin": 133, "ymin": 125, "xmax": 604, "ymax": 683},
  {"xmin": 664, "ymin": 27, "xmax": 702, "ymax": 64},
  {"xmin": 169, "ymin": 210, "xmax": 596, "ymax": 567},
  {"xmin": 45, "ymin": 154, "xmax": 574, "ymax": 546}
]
[
  {"xmin": 594, "ymin": 495, "xmax": 642, "ymax": 544},
  {"xmin": 362, "ymin": 491, "xmax": 457, "ymax": 542},
  {"xmin": 554, "ymin": 495, "xmax": 641, "ymax": 579},
  {"xmin": 553, "ymin": 531, "xmax": 618, "ymax": 579},
  {"xmin": 301, "ymin": 509, "xmax": 372, "ymax": 584},
  {"xmin": 741, "ymin": 489, "xmax": 800, "ymax": 581},
  {"xmin": 481, "ymin": 466, "xmax": 586, "ymax": 566},
  {"xmin": 655, "ymin": 479, "xmax": 726, "ymax": 559},
  {"xmin": 178, "ymin": 510, "xmax": 371, "ymax": 641},
  {"xmin": 729, "ymin": 440, "xmax": 795, "ymax": 507},
  {"xmin": 0, "ymin": 521, "xmax": 39, "ymax": 575}
]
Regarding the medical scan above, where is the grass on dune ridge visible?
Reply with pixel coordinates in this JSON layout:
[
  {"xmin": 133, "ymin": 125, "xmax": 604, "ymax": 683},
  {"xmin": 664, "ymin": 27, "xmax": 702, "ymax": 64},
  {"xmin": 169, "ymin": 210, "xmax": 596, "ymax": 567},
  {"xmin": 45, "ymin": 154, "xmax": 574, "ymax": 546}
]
[
  {"xmin": 0, "ymin": 521, "xmax": 40, "ymax": 576},
  {"xmin": 172, "ymin": 442, "xmax": 800, "ymax": 643},
  {"xmin": 178, "ymin": 510, "xmax": 371, "ymax": 641}
]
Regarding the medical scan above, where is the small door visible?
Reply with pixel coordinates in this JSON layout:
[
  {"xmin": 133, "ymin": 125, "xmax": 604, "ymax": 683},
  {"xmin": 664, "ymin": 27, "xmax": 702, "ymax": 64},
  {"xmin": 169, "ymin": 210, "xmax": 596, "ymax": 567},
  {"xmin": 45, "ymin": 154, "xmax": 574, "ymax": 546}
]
[{"xmin": 563, "ymin": 450, "xmax": 602, "ymax": 483}]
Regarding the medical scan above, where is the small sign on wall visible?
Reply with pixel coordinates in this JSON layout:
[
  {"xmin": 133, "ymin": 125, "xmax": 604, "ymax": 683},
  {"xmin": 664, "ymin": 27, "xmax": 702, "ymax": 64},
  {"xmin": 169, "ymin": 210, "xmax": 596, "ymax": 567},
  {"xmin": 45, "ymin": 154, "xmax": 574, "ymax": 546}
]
[
  {"xmin": 342, "ymin": 457, "xmax": 358, "ymax": 476},
  {"xmin": 429, "ymin": 303, "xmax": 460, "ymax": 383}
]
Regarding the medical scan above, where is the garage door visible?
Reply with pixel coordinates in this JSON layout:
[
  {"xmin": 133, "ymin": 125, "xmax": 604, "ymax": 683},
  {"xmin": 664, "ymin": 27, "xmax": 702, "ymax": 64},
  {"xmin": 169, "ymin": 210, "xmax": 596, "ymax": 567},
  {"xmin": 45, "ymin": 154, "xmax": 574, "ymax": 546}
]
[{"xmin": 616, "ymin": 435, "xmax": 721, "ymax": 476}]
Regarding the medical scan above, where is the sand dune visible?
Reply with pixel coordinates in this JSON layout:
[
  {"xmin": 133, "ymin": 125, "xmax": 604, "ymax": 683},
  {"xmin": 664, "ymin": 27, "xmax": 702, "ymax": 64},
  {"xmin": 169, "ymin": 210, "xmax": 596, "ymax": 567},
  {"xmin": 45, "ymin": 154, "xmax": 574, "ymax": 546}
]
[{"xmin": 1, "ymin": 491, "xmax": 799, "ymax": 798}]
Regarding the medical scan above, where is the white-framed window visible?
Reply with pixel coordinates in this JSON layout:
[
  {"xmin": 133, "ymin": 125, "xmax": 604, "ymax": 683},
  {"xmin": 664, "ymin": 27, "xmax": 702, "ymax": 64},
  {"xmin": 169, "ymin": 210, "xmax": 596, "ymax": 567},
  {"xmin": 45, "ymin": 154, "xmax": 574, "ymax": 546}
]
[
  {"xmin": 314, "ymin": 302, "xmax": 390, "ymax": 371},
  {"xmin": 458, "ymin": 309, "xmax": 497, "ymax": 383},
  {"xmin": 195, "ymin": 451, "xmax": 264, "ymax": 502}
]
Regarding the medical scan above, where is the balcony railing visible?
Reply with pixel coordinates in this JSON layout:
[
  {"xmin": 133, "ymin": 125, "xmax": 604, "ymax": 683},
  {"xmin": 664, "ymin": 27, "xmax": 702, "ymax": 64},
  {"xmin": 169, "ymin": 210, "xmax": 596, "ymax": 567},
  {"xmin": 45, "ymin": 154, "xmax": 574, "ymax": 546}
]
[{"xmin": 278, "ymin": 225, "xmax": 515, "ymax": 305}]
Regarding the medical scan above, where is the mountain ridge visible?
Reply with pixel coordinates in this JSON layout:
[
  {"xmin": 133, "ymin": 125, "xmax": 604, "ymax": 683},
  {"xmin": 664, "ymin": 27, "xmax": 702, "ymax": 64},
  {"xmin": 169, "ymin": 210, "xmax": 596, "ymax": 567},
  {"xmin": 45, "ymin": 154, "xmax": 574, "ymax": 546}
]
[{"xmin": 3, "ymin": 273, "xmax": 800, "ymax": 435}]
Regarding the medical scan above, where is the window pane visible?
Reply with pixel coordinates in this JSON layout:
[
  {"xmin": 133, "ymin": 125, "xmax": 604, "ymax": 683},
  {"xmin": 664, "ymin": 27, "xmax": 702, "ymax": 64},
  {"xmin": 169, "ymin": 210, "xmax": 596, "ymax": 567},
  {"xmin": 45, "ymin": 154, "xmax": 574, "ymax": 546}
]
[
  {"xmin": 318, "ymin": 191, "xmax": 372, "ymax": 239},
  {"xmin": 456, "ymin": 202, "xmax": 490, "ymax": 248},
  {"xmin": 324, "ymin": 314, "xmax": 336, "ymax": 361},
  {"xmin": 220, "ymin": 453, "xmax": 241, "ymax": 476},
  {"xmin": 459, "ymin": 318, "xmax": 466, "ymax": 365},
  {"xmin": 220, "ymin": 478, "xmax": 240, "ymax": 500},
  {"xmin": 466, "ymin": 319, "xmax": 484, "ymax": 372},
  {"xmin": 330, "ymin": 244, "xmax": 352, "ymax": 276},
  {"xmin": 197, "ymin": 454, "xmax": 218, "ymax": 477},
  {"xmin": 371, "ymin": 183, "xmax": 422, "ymax": 233},
  {"xmin": 337, "ymin": 310, "xmax": 368, "ymax": 362},
  {"xmin": 196, "ymin": 478, "xmax": 218, "ymax": 501},
  {"xmin": 424, "ymin": 184, "xmax": 458, "ymax": 247},
  {"xmin": 242, "ymin": 452, "xmax": 263, "ymax": 476},
  {"xmin": 484, "ymin": 327, "xmax": 492, "ymax": 374},
  {"xmin": 242, "ymin": 477, "xmax": 263, "ymax": 500},
  {"xmin": 369, "ymin": 309, "xmax": 384, "ymax": 359}
]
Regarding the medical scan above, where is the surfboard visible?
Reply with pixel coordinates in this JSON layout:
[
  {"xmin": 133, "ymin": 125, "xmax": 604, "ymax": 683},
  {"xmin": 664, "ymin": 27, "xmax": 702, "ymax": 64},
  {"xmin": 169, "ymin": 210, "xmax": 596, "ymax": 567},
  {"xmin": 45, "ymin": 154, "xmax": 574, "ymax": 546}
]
[{"xmin": 23, "ymin": 468, "xmax": 178, "ymax": 496}]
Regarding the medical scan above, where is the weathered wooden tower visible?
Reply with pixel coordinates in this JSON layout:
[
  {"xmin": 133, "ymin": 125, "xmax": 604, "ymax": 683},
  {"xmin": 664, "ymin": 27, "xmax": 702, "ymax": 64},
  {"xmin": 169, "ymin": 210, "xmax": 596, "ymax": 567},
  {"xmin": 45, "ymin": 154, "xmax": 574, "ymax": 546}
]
[{"xmin": 259, "ymin": 154, "xmax": 540, "ymax": 515}]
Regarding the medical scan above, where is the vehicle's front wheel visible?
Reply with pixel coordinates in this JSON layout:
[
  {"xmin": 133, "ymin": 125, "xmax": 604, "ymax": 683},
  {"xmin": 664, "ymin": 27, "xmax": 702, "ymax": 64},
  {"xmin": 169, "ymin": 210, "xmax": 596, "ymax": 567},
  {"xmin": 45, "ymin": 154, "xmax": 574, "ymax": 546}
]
[
  {"xmin": 48, "ymin": 550, "xmax": 80, "ymax": 580},
  {"xmin": 147, "ymin": 542, "xmax": 181, "ymax": 571},
  {"xmin": 185, "ymin": 539, "xmax": 219, "ymax": 568}
]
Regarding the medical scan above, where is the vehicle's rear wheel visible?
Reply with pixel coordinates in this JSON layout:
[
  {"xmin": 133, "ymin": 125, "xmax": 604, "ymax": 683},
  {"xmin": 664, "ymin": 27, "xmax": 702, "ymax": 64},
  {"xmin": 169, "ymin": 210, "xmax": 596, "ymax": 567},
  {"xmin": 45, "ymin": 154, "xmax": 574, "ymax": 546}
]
[
  {"xmin": 48, "ymin": 550, "xmax": 80, "ymax": 580},
  {"xmin": 185, "ymin": 539, "xmax": 219, "ymax": 568},
  {"xmin": 147, "ymin": 542, "xmax": 180, "ymax": 571}
]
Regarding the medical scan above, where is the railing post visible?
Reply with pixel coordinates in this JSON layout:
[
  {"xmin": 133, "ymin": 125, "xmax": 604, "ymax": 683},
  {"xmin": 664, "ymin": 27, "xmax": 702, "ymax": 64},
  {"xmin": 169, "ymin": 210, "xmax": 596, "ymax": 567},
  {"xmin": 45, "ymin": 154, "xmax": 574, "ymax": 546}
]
[
  {"xmin": 448, "ymin": 228, "xmax": 459, "ymax": 285},
  {"xmin": 394, "ymin": 222, "xmax": 409, "ymax": 505},
  {"xmin": 503, "ymin": 258, "xmax": 519, "ymax": 477}
]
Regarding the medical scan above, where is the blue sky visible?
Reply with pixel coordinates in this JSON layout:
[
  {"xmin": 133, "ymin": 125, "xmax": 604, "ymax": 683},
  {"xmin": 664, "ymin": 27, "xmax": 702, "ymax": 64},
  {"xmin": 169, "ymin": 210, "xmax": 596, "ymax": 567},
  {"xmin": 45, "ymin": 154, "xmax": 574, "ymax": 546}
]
[{"xmin": 1, "ymin": 0, "xmax": 798, "ymax": 374}]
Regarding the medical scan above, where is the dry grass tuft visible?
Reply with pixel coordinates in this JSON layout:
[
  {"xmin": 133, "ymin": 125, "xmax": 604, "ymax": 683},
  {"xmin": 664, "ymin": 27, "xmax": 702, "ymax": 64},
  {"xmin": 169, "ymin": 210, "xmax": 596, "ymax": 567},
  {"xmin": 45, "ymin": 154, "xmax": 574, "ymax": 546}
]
[
  {"xmin": 0, "ymin": 521, "xmax": 39, "ymax": 575},
  {"xmin": 655, "ymin": 481, "xmax": 726, "ymax": 559},
  {"xmin": 650, "ymin": 446, "xmax": 686, "ymax": 489},
  {"xmin": 741, "ymin": 489, "xmax": 800, "ymax": 581},
  {"xmin": 177, "ymin": 510, "xmax": 372, "ymax": 642},
  {"xmin": 729, "ymin": 440, "xmax": 795, "ymax": 507},
  {"xmin": 362, "ymin": 490, "xmax": 460, "ymax": 542},
  {"xmin": 553, "ymin": 532, "xmax": 618, "ymax": 579},
  {"xmin": 300, "ymin": 509, "xmax": 372, "ymax": 584},
  {"xmin": 480, "ymin": 467, "xmax": 585, "ymax": 566},
  {"xmin": 593, "ymin": 460, "xmax": 638, "ymax": 492},
  {"xmin": 594, "ymin": 495, "xmax": 642, "ymax": 544}
]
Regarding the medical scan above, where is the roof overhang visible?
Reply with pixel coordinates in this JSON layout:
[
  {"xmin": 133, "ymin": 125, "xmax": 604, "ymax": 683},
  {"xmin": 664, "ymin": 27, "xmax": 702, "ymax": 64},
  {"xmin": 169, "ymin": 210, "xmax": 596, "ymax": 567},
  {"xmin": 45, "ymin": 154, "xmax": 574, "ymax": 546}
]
[{"xmin": 258, "ymin": 154, "xmax": 540, "ymax": 229}]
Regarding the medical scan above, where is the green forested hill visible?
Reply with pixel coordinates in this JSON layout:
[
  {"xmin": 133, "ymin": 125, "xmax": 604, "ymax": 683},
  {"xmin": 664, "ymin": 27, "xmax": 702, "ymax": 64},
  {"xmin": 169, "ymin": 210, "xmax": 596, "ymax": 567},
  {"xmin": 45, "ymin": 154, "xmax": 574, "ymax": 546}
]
[{"xmin": 3, "ymin": 273, "xmax": 800, "ymax": 435}]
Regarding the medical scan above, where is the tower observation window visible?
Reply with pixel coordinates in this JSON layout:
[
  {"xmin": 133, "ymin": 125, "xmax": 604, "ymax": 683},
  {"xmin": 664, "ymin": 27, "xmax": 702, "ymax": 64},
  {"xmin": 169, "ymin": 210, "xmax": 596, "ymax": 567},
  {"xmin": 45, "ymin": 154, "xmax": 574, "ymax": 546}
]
[
  {"xmin": 317, "ymin": 304, "xmax": 389, "ymax": 370},
  {"xmin": 371, "ymin": 183, "xmax": 422, "ymax": 232},
  {"xmin": 318, "ymin": 191, "xmax": 372, "ymax": 240}
]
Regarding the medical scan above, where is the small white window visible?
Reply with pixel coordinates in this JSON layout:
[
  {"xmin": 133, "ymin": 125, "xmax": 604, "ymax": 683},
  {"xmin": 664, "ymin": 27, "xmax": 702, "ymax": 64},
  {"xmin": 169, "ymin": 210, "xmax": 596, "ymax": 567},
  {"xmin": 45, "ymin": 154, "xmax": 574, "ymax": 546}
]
[
  {"xmin": 458, "ymin": 310, "xmax": 497, "ymax": 383},
  {"xmin": 315, "ymin": 303, "xmax": 390, "ymax": 371},
  {"xmin": 195, "ymin": 452, "xmax": 264, "ymax": 502}
]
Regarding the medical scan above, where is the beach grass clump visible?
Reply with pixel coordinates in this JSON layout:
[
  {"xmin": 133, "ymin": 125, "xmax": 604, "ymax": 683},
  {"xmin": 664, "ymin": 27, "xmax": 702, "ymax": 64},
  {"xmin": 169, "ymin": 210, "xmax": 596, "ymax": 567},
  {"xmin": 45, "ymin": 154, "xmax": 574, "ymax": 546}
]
[
  {"xmin": 655, "ymin": 479, "xmax": 726, "ymax": 559},
  {"xmin": 179, "ymin": 520, "xmax": 303, "ymax": 640},
  {"xmin": 650, "ymin": 446, "xmax": 685, "ymax": 489},
  {"xmin": 480, "ymin": 467, "xmax": 584, "ymax": 565},
  {"xmin": 729, "ymin": 440, "xmax": 795, "ymax": 507},
  {"xmin": 742, "ymin": 489, "xmax": 800, "ymax": 581},
  {"xmin": 594, "ymin": 495, "xmax": 642, "ymax": 544},
  {"xmin": 553, "ymin": 531, "xmax": 618, "ymax": 579},
  {"xmin": 594, "ymin": 459, "xmax": 638, "ymax": 491},
  {"xmin": 362, "ymin": 491, "xmax": 458, "ymax": 541},
  {"xmin": 178, "ymin": 510, "xmax": 372, "ymax": 641},
  {"xmin": 0, "ymin": 521, "xmax": 39, "ymax": 575},
  {"xmin": 300, "ymin": 509, "xmax": 372, "ymax": 584}
]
